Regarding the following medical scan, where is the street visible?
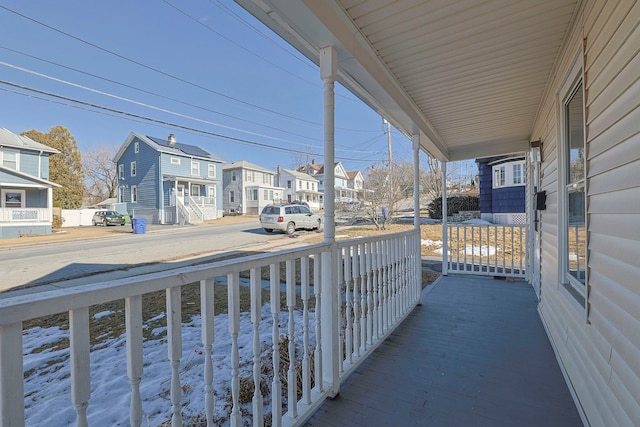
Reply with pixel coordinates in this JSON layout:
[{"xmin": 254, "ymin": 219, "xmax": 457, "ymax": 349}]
[{"xmin": 0, "ymin": 221, "xmax": 320, "ymax": 296}]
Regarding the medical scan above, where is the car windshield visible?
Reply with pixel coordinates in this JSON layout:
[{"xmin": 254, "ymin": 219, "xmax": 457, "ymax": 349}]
[
  {"xmin": 104, "ymin": 211, "xmax": 118, "ymax": 216},
  {"xmin": 262, "ymin": 206, "xmax": 279, "ymax": 215}
]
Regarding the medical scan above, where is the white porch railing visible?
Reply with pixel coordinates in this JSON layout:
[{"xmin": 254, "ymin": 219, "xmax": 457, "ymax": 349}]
[
  {"xmin": 0, "ymin": 208, "xmax": 50, "ymax": 222},
  {"xmin": 446, "ymin": 224, "xmax": 527, "ymax": 278},
  {"xmin": 0, "ymin": 230, "xmax": 421, "ymax": 427},
  {"xmin": 186, "ymin": 196, "xmax": 205, "ymax": 222},
  {"xmin": 176, "ymin": 198, "xmax": 191, "ymax": 225}
]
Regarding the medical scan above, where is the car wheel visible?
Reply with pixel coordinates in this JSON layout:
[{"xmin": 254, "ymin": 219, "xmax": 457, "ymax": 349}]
[
  {"xmin": 264, "ymin": 228, "xmax": 273, "ymax": 233},
  {"xmin": 285, "ymin": 222, "xmax": 295, "ymax": 235},
  {"xmin": 103, "ymin": 219, "xmax": 108, "ymax": 226},
  {"xmin": 92, "ymin": 220, "xmax": 97, "ymax": 226}
]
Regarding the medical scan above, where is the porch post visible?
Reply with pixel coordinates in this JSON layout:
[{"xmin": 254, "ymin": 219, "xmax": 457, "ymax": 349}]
[
  {"xmin": 47, "ymin": 187, "xmax": 53, "ymax": 225},
  {"xmin": 174, "ymin": 180, "xmax": 179, "ymax": 225},
  {"xmin": 320, "ymin": 45, "xmax": 340, "ymax": 396},
  {"xmin": 412, "ymin": 134, "xmax": 422, "ymax": 304},
  {"xmin": 442, "ymin": 161, "xmax": 448, "ymax": 275}
]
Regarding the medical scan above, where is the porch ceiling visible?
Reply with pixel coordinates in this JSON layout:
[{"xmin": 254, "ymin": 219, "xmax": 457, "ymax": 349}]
[{"xmin": 234, "ymin": 0, "xmax": 581, "ymax": 161}]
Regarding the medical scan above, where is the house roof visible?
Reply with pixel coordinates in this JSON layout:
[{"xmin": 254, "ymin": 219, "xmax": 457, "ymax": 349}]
[
  {"xmin": 281, "ymin": 168, "xmax": 319, "ymax": 182},
  {"xmin": 222, "ymin": 160, "xmax": 274, "ymax": 173},
  {"xmin": 235, "ymin": 0, "xmax": 580, "ymax": 161},
  {"xmin": 114, "ymin": 132, "xmax": 223, "ymax": 162},
  {"xmin": 0, "ymin": 165, "xmax": 61, "ymax": 188},
  {"xmin": 0, "ymin": 128, "xmax": 59, "ymax": 154}
]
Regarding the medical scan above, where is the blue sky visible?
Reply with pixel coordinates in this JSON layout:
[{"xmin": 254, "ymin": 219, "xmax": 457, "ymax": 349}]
[{"xmin": 0, "ymin": 0, "xmax": 420, "ymax": 173}]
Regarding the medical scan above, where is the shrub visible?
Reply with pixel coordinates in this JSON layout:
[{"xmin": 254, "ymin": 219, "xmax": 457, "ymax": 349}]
[{"xmin": 427, "ymin": 195, "xmax": 480, "ymax": 219}]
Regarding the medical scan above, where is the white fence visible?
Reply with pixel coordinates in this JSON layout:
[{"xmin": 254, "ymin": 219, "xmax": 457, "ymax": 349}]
[
  {"xmin": 446, "ymin": 224, "xmax": 527, "ymax": 278},
  {"xmin": 0, "ymin": 230, "xmax": 421, "ymax": 426}
]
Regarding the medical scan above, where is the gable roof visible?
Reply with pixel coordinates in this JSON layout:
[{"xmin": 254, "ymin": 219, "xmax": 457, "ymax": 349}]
[
  {"xmin": 222, "ymin": 160, "xmax": 274, "ymax": 173},
  {"xmin": 0, "ymin": 165, "xmax": 61, "ymax": 188},
  {"xmin": 0, "ymin": 128, "xmax": 59, "ymax": 154},
  {"xmin": 114, "ymin": 132, "xmax": 222, "ymax": 162},
  {"xmin": 281, "ymin": 168, "xmax": 319, "ymax": 182}
]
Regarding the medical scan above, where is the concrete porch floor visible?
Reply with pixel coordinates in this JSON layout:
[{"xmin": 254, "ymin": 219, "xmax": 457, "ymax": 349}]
[{"xmin": 306, "ymin": 275, "xmax": 583, "ymax": 426}]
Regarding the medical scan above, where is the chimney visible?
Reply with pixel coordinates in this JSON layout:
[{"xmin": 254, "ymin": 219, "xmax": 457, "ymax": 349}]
[
  {"xmin": 311, "ymin": 159, "xmax": 315, "ymax": 165},
  {"xmin": 168, "ymin": 134, "xmax": 176, "ymax": 147}
]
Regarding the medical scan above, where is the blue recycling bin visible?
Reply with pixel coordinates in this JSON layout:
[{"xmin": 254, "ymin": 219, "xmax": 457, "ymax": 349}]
[{"xmin": 132, "ymin": 218, "xmax": 146, "ymax": 234}]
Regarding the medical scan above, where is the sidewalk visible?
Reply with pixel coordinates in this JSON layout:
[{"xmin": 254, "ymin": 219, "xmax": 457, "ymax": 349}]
[{"xmin": 0, "ymin": 215, "xmax": 259, "ymax": 249}]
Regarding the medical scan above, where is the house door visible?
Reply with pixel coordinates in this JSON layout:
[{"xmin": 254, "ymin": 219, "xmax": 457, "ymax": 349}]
[
  {"xmin": 528, "ymin": 147, "xmax": 542, "ymax": 298},
  {"xmin": 176, "ymin": 185, "xmax": 185, "ymax": 203}
]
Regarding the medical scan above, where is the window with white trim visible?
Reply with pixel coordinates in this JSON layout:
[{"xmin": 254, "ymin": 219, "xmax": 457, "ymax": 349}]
[
  {"xmin": 0, "ymin": 148, "xmax": 19, "ymax": 170},
  {"xmin": 208, "ymin": 164, "xmax": 216, "ymax": 178},
  {"xmin": 130, "ymin": 161, "xmax": 136, "ymax": 177},
  {"xmin": 2, "ymin": 189, "xmax": 25, "ymax": 208},
  {"xmin": 118, "ymin": 186, "xmax": 124, "ymax": 203},
  {"xmin": 247, "ymin": 189, "xmax": 258, "ymax": 201},
  {"xmin": 229, "ymin": 191, "xmax": 235, "ymax": 203},
  {"xmin": 131, "ymin": 185, "xmax": 138, "ymax": 203},
  {"xmin": 191, "ymin": 161, "xmax": 200, "ymax": 176},
  {"xmin": 134, "ymin": 141, "xmax": 139, "ymax": 153},
  {"xmin": 264, "ymin": 189, "xmax": 268, "ymax": 199},
  {"xmin": 246, "ymin": 170, "xmax": 254, "ymax": 181},
  {"xmin": 492, "ymin": 161, "xmax": 525, "ymax": 188},
  {"xmin": 232, "ymin": 172, "xmax": 237, "ymax": 182},
  {"xmin": 119, "ymin": 164, "xmax": 124, "ymax": 180},
  {"xmin": 170, "ymin": 157, "xmax": 181, "ymax": 165}
]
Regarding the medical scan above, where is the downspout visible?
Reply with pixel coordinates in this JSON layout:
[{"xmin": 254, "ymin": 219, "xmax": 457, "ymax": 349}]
[{"xmin": 320, "ymin": 45, "xmax": 339, "ymax": 397}]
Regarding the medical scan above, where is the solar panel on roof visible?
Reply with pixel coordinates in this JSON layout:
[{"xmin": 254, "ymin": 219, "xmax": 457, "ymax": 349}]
[{"xmin": 146, "ymin": 136, "xmax": 212, "ymax": 158}]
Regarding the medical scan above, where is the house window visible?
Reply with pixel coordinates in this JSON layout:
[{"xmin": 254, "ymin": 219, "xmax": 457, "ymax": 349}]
[
  {"xmin": 248, "ymin": 189, "xmax": 258, "ymax": 201},
  {"xmin": 298, "ymin": 181, "xmax": 301, "ymax": 189},
  {"xmin": 134, "ymin": 141, "xmax": 139, "ymax": 153},
  {"xmin": 207, "ymin": 186, "xmax": 216, "ymax": 199},
  {"xmin": 494, "ymin": 166, "xmax": 505, "ymax": 187},
  {"xmin": 119, "ymin": 164, "xmax": 124, "ymax": 180},
  {"xmin": 513, "ymin": 164, "xmax": 523, "ymax": 184},
  {"xmin": 191, "ymin": 161, "xmax": 200, "ymax": 176},
  {"xmin": 269, "ymin": 190, "xmax": 274, "ymax": 200},
  {"xmin": 229, "ymin": 191, "xmax": 235, "ymax": 203},
  {"xmin": 1, "ymin": 148, "xmax": 18, "ymax": 170},
  {"xmin": 208, "ymin": 164, "xmax": 216, "ymax": 178},
  {"xmin": 2, "ymin": 189, "xmax": 25, "ymax": 208},
  {"xmin": 118, "ymin": 186, "xmax": 124, "ymax": 203},
  {"xmin": 170, "ymin": 157, "xmax": 181, "ymax": 165},
  {"xmin": 263, "ymin": 173, "xmax": 269, "ymax": 184},
  {"xmin": 131, "ymin": 185, "xmax": 138, "ymax": 203},
  {"xmin": 562, "ymin": 79, "xmax": 586, "ymax": 304},
  {"xmin": 287, "ymin": 180, "xmax": 291, "ymax": 189},
  {"xmin": 246, "ymin": 170, "xmax": 254, "ymax": 181},
  {"xmin": 306, "ymin": 182, "xmax": 309, "ymax": 190},
  {"xmin": 130, "ymin": 161, "xmax": 137, "ymax": 177},
  {"xmin": 192, "ymin": 186, "xmax": 201, "ymax": 197},
  {"xmin": 264, "ymin": 189, "xmax": 268, "ymax": 199},
  {"xmin": 232, "ymin": 172, "xmax": 237, "ymax": 182}
]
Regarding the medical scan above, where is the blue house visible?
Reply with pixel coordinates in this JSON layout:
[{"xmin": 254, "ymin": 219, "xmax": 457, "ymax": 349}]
[
  {"xmin": 0, "ymin": 128, "xmax": 60, "ymax": 238},
  {"xmin": 476, "ymin": 155, "xmax": 526, "ymax": 225},
  {"xmin": 114, "ymin": 133, "xmax": 223, "ymax": 225}
]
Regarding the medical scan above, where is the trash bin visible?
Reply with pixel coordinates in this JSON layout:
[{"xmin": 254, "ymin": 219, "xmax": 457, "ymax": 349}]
[{"xmin": 132, "ymin": 218, "xmax": 146, "ymax": 234}]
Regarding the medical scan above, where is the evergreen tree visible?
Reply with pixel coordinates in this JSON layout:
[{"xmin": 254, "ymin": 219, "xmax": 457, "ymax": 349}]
[{"xmin": 22, "ymin": 126, "xmax": 85, "ymax": 208}]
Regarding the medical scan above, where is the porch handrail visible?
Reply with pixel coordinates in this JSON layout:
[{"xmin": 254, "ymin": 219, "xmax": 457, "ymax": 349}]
[
  {"xmin": 0, "ymin": 229, "xmax": 421, "ymax": 427},
  {"xmin": 446, "ymin": 223, "xmax": 527, "ymax": 278},
  {"xmin": 175, "ymin": 198, "xmax": 190, "ymax": 224}
]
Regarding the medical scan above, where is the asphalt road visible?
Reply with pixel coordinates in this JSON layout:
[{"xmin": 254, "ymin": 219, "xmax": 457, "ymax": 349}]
[{"xmin": 0, "ymin": 222, "xmax": 319, "ymax": 296}]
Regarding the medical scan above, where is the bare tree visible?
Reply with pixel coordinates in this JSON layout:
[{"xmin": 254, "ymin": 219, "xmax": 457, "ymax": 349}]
[
  {"xmin": 360, "ymin": 161, "xmax": 413, "ymax": 230},
  {"xmin": 420, "ymin": 155, "xmax": 443, "ymax": 200},
  {"xmin": 83, "ymin": 144, "xmax": 118, "ymax": 206}
]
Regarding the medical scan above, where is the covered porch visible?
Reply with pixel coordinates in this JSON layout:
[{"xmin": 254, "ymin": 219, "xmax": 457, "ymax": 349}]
[{"xmin": 307, "ymin": 274, "xmax": 582, "ymax": 426}]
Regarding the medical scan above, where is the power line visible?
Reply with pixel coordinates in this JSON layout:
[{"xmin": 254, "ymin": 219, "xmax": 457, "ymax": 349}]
[{"xmin": 0, "ymin": 80, "xmax": 384, "ymax": 163}]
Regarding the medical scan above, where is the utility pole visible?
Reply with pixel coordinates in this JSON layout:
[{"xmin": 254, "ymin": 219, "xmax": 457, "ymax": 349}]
[{"xmin": 385, "ymin": 119, "xmax": 392, "ymax": 176}]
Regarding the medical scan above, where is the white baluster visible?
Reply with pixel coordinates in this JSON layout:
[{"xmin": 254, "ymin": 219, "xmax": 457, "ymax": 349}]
[
  {"xmin": 70, "ymin": 308, "xmax": 90, "ymax": 427},
  {"xmin": 126, "ymin": 295, "xmax": 143, "ymax": 427},
  {"xmin": 270, "ymin": 263, "xmax": 282, "ymax": 424},
  {"xmin": 365, "ymin": 241, "xmax": 373, "ymax": 346},
  {"xmin": 285, "ymin": 259, "xmax": 297, "ymax": 419},
  {"xmin": 200, "ymin": 279, "xmax": 215, "ymax": 426},
  {"xmin": 249, "ymin": 268, "xmax": 264, "ymax": 427},
  {"xmin": 166, "ymin": 287, "xmax": 182, "ymax": 427},
  {"xmin": 344, "ymin": 245, "xmax": 352, "ymax": 365},
  {"xmin": 351, "ymin": 244, "xmax": 360, "ymax": 358},
  {"xmin": 358, "ymin": 243, "xmax": 366, "ymax": 351},
  {"xmin": 300, "ymin": 256, "xmax": 312, "ymax": 404},
  {"xmin": 373, "ymin": 240, "xmax": 380, "ymax": 340},
  {"xmin": 382, "ymin": 239, "xmax": 389, "ymax": 332},
  {"xmin": 228, "ymin": 272, "xmax": 241, "ymax": 427},
  {"xmin": 0, "ymin": 322, "xmax": 24, "ymax": 427},
  {"xmin": 313, "ymin": 254, "xmax": 323, "ymax": 393}
]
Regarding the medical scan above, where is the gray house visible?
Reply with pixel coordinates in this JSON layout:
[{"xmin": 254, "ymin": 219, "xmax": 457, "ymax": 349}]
[
  {"xmin": 0, "ymin": 128, "xmax": 60, "ymax": 238},
  {"xmin": 114, "ymin": 133, "xmax": 224, "ymax": 224},
  {"xmin": 222, "ymin": 160, "xmax": 284, "ymax": 215}
]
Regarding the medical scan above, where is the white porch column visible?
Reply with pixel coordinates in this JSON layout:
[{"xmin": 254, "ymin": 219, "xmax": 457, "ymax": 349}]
[
  {"xmin": 441, "ymin": 161, "xmax": 448, "ymax": 275},
  {"xmin": 320, "ymin": 45, "xmax": 340, "ymax": 396},
  {"xmin": 412, "ymin": 135, "xmax": 422, "ymax": 304},
  {"xmin": 47, "ymin": 187, "xmax": 53, "ymax": 226},
  {"xmin": 174, "ymin": 180, "xmax": 179, "ymax": 225}
]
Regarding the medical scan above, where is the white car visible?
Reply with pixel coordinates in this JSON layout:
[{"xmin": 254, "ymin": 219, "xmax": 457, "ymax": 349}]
[{"xmin": 260, "ymin": 203, "xmax": 322, "ymax": 234}]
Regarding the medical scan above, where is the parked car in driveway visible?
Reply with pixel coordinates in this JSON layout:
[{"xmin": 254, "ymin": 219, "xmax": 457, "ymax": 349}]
[
  {"xmin": 259, "ymin": 203, "xmax": 322, "ymax": 234},
  {"xmin": 92, "ymin": 210, "xmax": 126, "ymax": 226}
]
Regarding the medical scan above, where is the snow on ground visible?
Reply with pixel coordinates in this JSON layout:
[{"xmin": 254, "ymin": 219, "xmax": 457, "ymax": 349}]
[
  {"xmin": 462, "ymin": 219, "xmax": 494, "ymax": 225},
  {"xmin": 421, "ymin": 239, "xmax": 498, "ymax": 257},
  {"xmin": 23, "ymin": 304, "xmax": 314, "ymax": 426}
]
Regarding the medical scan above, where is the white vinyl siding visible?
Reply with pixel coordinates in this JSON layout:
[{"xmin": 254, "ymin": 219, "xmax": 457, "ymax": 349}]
[{"xmin": 529, "ymin": 2, "xmax": 640, "ymax": 426}]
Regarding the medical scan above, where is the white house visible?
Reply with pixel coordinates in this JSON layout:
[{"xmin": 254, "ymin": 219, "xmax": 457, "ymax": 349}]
[
  {"xmin": 297, "ymin": 160, "xmax": 363, "ymax": 205},
  {"xmin": 278, "ymin": 168, "xmax": 321, "ymax": 210},
  {"xmin": 222, "ymin": 160, "xmax": 284, "ymax": 215}
]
